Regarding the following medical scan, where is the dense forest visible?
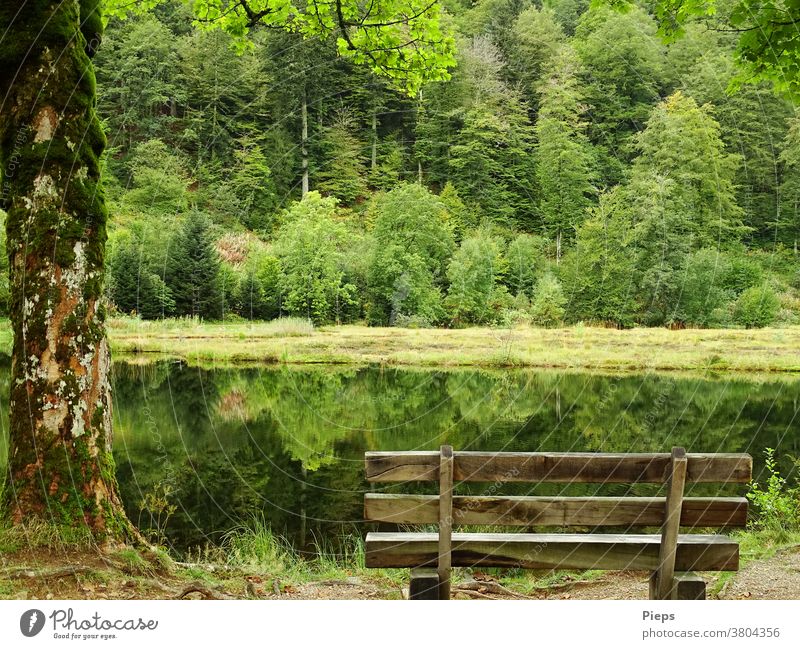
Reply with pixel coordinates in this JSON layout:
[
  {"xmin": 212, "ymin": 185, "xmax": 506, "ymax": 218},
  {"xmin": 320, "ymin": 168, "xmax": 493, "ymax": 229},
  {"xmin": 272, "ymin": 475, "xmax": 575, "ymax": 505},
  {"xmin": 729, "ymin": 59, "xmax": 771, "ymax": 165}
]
[{"xmin": 3, "ymin": 0, "xmax": 798, "ymax": 329}]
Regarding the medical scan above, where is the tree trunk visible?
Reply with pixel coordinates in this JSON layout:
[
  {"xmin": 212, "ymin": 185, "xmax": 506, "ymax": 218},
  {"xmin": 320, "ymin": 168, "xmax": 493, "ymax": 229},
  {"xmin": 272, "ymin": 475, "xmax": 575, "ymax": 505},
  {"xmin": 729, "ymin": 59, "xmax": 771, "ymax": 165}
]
[
  {"xmin": 0, "ymin": 0, "xmax": 136, "ymax": 542},
  {"xmin": 301, "ymin": 90, "xmax": 309, "ymax": 197},
  {"xmin": 371, "ymin": 110, "xmax": 378, "ymax": 171}
]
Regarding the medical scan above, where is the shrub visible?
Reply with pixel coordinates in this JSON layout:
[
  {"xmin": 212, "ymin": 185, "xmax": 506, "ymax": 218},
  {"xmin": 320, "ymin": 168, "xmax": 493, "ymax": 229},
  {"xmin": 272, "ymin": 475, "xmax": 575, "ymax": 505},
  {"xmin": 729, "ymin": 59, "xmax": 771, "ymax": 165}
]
[
  {"xmin": 733, "ymin": 283, "xmax": 780, "ymax": 328},
  {"xmin": 530, "ymin": 273, "xmax": 566, "ymax": 327},
  {"xmin": 445, "ymin": 232, "xmax": 507, "ymax": 325},
  {"xmin": 747, "ymin": 448, "xmax": 800, "ymax": 540}
]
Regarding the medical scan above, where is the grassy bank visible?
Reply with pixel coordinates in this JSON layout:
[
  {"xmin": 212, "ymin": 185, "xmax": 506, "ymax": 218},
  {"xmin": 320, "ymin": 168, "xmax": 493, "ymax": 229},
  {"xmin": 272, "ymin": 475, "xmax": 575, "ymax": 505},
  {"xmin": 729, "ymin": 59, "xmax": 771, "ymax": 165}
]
[
  {"xmin": 1, "ymin": 317, "xmax": 800, "ymax": 372},
  {"xmin": 2, "ymin": 317, "xmax": 798, "ymax": 372}
]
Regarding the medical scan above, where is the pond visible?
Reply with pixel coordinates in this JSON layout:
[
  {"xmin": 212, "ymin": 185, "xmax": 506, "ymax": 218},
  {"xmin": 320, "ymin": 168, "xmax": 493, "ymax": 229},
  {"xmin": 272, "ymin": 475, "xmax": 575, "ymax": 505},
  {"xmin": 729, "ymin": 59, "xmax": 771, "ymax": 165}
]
[{"xmin": 2, "ymin": 359, "xmax": 799, "ymax": 556}]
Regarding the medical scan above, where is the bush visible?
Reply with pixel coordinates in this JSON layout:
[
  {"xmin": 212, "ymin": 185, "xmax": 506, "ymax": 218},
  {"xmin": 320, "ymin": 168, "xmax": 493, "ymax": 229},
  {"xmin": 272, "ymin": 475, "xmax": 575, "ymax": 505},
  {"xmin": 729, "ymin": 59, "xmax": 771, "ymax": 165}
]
[
  {"xmin": 733, "ymin": 283, "xmax": 780, "ymax": 328},
  {"xmin": 367, "ymin": 184, "xmax": 454, "ymax": 325},
  {"xmin": 445, "ymin": 232, "xmax": 507, "ymax": 325},
  {"xmin": 747, "ymin": 448, "xmax": 800, "ymax": 540},
  {"xmin": 722, "ymin": 252, "xmax": 763, "ymax": 295},
  {"xmin": 530, "ymin": 273, "xmax": 566, "ymax": 327}
]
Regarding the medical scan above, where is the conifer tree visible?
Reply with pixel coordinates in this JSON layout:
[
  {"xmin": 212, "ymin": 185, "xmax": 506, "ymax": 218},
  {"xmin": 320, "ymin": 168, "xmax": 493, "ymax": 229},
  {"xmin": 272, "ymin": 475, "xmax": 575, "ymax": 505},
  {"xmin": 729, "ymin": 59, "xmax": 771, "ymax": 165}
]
[{"xmin": 166, "ymin": 213, "xmax": 223, "ymax": 319}]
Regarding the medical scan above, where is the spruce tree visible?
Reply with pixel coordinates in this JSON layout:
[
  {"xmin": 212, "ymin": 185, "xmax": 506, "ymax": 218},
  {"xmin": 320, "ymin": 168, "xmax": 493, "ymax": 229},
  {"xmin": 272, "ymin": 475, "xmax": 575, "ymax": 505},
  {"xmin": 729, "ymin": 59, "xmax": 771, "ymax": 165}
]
[{"xmin": 166, "ymin": 212, "xmax": 223, "ymax": 319}]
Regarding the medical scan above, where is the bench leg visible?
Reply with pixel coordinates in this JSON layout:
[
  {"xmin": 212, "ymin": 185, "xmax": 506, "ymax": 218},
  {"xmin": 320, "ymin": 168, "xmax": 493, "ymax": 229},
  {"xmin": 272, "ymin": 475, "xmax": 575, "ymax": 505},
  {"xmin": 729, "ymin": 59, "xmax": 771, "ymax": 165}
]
[
  {"xmin": 409, "ymin": 568, "xmax": 439, "ymax": 600},
  {"xmin": 674, "ymin": 572, "xmax": 706, "ymax": 600},
  {"xmin": 649, "ymin": 572, "xmax": 706, "ymax": 600}
]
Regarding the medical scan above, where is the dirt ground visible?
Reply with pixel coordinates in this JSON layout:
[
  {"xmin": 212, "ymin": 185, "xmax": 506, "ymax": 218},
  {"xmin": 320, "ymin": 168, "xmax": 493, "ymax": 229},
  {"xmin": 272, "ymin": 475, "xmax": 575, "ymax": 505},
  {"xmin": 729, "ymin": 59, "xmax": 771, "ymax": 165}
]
[{"xmin": 1, "ymin": 546, "xmax": 798, "ymax": 601}]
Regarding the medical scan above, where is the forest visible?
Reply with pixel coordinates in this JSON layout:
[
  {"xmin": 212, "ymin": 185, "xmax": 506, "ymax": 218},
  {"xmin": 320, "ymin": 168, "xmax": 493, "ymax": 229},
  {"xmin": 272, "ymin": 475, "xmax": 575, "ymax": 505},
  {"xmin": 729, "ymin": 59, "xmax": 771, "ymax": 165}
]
[{"xmin": 2, "ymin": 0, "xmax": 798, "ymax": 330}]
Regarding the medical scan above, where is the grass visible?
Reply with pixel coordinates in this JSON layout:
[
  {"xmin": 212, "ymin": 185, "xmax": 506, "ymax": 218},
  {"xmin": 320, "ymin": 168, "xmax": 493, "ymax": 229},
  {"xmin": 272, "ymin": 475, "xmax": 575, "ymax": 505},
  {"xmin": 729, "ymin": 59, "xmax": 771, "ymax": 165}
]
[
  {"xmin": 2, "ymin": 317, "xmax": 798, "ymax": 372},
  {"xmin": 216, "ymin": 516, "xmax": 404, "ymax": 586}
]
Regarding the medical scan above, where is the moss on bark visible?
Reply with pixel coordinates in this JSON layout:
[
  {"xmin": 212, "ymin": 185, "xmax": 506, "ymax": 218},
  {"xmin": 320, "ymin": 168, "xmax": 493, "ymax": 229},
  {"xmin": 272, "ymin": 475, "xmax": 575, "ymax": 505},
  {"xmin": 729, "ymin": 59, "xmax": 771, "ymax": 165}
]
[{"xmin": 0, "ymin": 0, "xmax": 136, "ymax": 542}]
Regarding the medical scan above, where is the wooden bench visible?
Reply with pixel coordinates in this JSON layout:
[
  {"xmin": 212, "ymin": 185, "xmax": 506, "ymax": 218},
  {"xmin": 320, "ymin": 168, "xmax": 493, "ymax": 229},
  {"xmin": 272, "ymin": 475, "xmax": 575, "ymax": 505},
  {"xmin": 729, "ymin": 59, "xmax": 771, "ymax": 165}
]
[{"xmin": 364, "ymin": 446, "xmax": 751, "ymax": 600}]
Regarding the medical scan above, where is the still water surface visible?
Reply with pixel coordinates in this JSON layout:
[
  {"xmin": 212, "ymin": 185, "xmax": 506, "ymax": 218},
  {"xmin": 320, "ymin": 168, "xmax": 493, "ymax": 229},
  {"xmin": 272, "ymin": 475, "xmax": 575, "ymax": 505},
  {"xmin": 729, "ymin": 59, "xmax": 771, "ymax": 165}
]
[{"xmin": 2, "ymin": 359, "xmax": 799, "ymax": 555}]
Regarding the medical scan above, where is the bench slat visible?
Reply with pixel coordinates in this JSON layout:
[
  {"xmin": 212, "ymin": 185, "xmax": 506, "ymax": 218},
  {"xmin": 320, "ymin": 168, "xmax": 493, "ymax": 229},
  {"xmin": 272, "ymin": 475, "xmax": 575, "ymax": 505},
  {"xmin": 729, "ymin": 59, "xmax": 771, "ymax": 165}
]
[
  {"xmin": 364, "ymin": 532, "xmax": 739, "ymax": 571},
  {"xmin": 365, "ymin": 451, "xmax": 752, "ymax": 484},
  {"xmin": 364, "ymin": 494, "xmax": 748, "ymax": 528}
]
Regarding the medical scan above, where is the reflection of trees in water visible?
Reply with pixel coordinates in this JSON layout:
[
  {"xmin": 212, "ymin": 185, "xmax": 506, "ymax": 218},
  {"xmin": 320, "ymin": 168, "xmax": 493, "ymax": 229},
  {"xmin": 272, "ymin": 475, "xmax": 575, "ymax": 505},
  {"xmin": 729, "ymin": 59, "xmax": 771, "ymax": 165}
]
[{"xmin": 106, "ymin": 361, "xmax": 800, "ymax": 554}]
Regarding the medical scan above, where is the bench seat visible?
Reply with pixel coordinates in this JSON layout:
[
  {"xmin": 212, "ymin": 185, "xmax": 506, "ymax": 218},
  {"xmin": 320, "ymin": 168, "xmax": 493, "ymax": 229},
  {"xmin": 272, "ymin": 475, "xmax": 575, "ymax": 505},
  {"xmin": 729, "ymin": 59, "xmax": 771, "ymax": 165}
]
[{"xmin": 365, "ymin": 531, "xmax": 739, "ymax": 572}]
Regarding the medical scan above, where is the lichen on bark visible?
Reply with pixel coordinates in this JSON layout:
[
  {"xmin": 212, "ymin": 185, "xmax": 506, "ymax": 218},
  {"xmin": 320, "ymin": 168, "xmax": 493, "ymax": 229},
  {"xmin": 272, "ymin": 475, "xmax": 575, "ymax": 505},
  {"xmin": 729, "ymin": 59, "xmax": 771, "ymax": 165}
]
[{"xmin": 0, "ymin": 0, "xmax": 136, "ymax": 542}]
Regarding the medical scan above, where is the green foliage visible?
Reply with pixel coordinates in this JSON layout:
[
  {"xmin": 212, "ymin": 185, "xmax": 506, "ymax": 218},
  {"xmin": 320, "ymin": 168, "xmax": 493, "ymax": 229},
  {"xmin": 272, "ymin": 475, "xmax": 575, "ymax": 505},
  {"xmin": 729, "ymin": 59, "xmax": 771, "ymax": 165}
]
[
  {"xmin": 80, "ymin": 0, "xmax": 800, "ymax": 330},
  {"xmin": 673, "ymin": 249, "xmax": 731, "ymax": 328},
  {"xmin": 529, "ymin": 272, "xmax": 566, "ymax": 327},
  {"xmin": 505, "ymin": 234, "xmax": 549, "ymax": 299},
  {"xmin": 445, "ymin": 231, "xmax": 509, "ymax": 325},
  {"xmin": 165, "ymin": 212, "xmax": 223, "ymax": 319},
  {"xmin": 109, "ymin": 234, "xmax": 175, "ymax": 318},
  {"xmin": 447, "ymin": 51, "xmax": 537, "ymax": 228},
  {"xmin": 367, "ymin": 184, "xmax": 454, "ymax": 325},
  {"xmin": 747, "ymin": 448, "xmax": 800, "ymax": 540},
  {"xmin": 508, "ymin": 6, "xmax": 565, "ymax": 101},
  {"xmin": 561, "ymin": 191, "xmax": 637, "ymax": 326},
  {"xmin": 316, "ymin": 110, "xmax": 368, "ymax": 205},
  {"xmin": 778, "ymin": 117, "xmax": 800, "ymax": 248},
  {"xmin": 123, "ymin": 139, "xmax": 190, "ymax": 213},
  {"xmin": 274, "ymin": 193, "xmax": 357, "ymax": 324},
  {"xmin": 574, "ymin": 5, "xmax": 667, "ymax": 185},
  {"xmin": 105, "ymin": 0, "xmax": 457, "ymax": 94},
  {"xmin": 734, "ymin": 284, "xmax": 781, "ymax": 328},
  {"xmin": 228, "ymin": 134, "xmax": 277, "ymax": 231},
  {"xmin": 535, "ymin": 45, "xmax": 596, "ymax": 252},
  {"xmin": 606, "ymin": 0, "xmax": 800, "ymax": 100}
]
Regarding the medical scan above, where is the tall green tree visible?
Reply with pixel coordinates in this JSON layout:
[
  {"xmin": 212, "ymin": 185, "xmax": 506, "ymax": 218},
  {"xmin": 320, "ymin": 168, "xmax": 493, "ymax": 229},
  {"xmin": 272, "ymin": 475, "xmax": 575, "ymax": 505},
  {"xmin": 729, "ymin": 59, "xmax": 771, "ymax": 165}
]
[
  {"xmin": 627, "ymin": 92, "xmax": 746, "ymax": 324},
  {"xmin": 166, "ymin": 213, "xmax": 223, "ymax": 319},
  {"xmin": 778, "ymin": 117, "xmax": 800, "ymax": 250},
  {"xmin": 574, "ymin": 5, "xmax": 667, "ymax": 185},
  {"xmin": 535, "ymin": 46, "xmax": 596, "ymax": 260}
]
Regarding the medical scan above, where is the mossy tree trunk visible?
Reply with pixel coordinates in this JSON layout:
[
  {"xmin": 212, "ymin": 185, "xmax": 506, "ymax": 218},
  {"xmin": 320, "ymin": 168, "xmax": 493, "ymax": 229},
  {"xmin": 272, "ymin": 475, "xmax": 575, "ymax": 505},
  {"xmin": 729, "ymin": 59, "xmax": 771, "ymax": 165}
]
[{"xmin": 0, "ymin": 0, "xmax": 135, "ymax": 541}]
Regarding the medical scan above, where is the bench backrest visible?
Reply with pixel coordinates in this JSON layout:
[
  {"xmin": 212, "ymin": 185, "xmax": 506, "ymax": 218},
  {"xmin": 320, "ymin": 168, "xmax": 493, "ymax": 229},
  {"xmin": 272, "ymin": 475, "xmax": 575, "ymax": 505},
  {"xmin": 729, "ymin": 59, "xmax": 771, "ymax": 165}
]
[{"xmin": 365, "ymin": 449, "xmax": 752, "ymax": 529}]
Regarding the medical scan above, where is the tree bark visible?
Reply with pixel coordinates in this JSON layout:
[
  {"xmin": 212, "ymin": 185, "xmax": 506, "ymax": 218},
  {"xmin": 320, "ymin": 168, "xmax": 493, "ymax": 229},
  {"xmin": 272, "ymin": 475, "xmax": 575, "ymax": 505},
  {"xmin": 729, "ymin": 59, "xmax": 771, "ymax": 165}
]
[
  {"xmin": 0, "ymin": 0, "xmax": 136, "ymax": 541},
  {"xmin": 301, "ymin": 90, "xmax": 309, "ymax": 197}
]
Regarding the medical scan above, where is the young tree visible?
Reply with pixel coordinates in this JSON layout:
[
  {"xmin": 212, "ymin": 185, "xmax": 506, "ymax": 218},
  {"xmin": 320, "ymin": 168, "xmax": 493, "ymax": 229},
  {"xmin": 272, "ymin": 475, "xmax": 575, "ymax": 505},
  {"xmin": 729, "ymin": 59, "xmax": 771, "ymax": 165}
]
[
  {"xmin": 316, "ymin": 109, "xmax": 368, "ymax": 205},
  {"xmin": 108, "ymin": 234, "xmax": 175, "ymax": 319},
  {"xmin": 445, "ymin": 231, "xmax": 508, "ymax": 325},
  {"xmin": 530, "ymin": 272, "xmax": 567, "ymax": 327},
  {"xmin": 274, "ymin": 192, "xmax": 357, "ymax": 324},
  {"xmin": 227, "ymin": 133, "xmax": 277, "ymax": 231},
  {"xmin": 560, "ymin": 190, "xmax": 637, "ymax": 326},
  {"xmin": 535, "ymin": 46, "xmax": 596, "ymax": 260},
  {"xmin": 505, "ymin": 234, "xmax": 549, "ymax": 299},
  {"xmin": 166, "ymin": 212, "xmax": 223, "ymax": 319},
  {"xmin": 367, "ymin": 184, "xmax": 455, "ymax": 325},
  {"xmin": 0, "ymin": 0, "xmax": 453, "ymax": 537}
]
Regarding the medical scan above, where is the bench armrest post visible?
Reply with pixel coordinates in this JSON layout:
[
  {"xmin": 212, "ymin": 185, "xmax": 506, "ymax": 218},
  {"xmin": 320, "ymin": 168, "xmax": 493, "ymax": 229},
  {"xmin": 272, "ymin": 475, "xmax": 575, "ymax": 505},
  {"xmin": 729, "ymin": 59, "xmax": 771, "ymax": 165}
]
[
  {"xmin": 654, "ymin": 447, "xmax": 688, "ymax": 599},
  {"xmin": 438, "ymin": 445, "xmax": 454, "ymax": 600}
]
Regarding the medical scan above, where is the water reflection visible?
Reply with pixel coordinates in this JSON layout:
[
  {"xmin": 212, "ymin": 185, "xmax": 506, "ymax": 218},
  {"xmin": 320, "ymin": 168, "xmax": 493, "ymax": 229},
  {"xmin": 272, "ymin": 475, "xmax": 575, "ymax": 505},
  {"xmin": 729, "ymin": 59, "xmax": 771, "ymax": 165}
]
[
  {"xmin": 0, "ymin": 358, "xmax": 797, "ymax": 554},
  {"xmin": 107, "ymin": 362, "xmax": 799, "ymax": 554}
]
